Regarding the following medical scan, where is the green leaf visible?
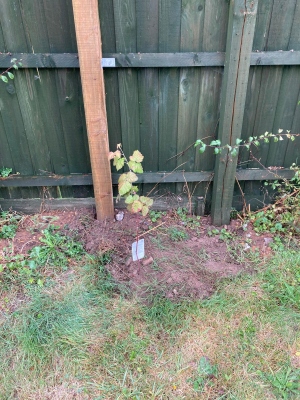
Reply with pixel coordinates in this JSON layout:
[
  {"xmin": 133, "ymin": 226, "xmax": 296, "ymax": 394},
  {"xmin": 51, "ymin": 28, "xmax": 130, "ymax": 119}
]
[
  {"xmin": 236, "ymin": 138, "xmax": 243, "ymax": 145},
  {"xmin": 248, "ymin": 137, "xmax": 253, "ymax": 142},
  {"xmin": 125, "ymin": 195, "xmax": 134, "ymax": 204},
  {"xmin": 199, "ymin": 144, "xmax": 206, "ymax": 153},
  {"xmin": 264, "ymin": 138, "xmax": 269, "ymax": 143},
  {"xmin": 113, "ymin": 156, "xmax": 125, "ymax": 171},
  {"xmin": 274, "ymin": 136, "xmax": 279, "ymax": 142},
  {"xmin": 140, "ymin": 196, "xmax": 153, "ymax": 207},
  {"xmin": 127, "ymin": 171, "xmax": 138, "ymax": 183},
  {"xmin": 130, "ymin": 150, "xmax": 144, "ymax": 163},
  {"xmin": 128, "ymin": 160, "xmax": 143, "ymax": 173},
  {"xmin": 254, "ymin": 140, "xmax": 260, "ymax": 146},
  {"xmin": 291, "ymin": 136, "xmax": 295, "ymax": 141},
  {"xmin": 142, "ymin": 205, "xmax": 149, "ymax": 217},
  {"xmin": 1, "ymin": 75, "xmax": 8, "ymax": 83},
  {"xmin": 7, "ymin": 72, "xmax": 14, "ymax": 80},
  {"xmin": 231, "ymin": 148, "xmax": 238, "ymax": 157},
  {"xmin": 210, "ymin": 140, "xmax": 220, "ymax": 146},
  {"xmin": 12, "ymin": 64, "xmax": 18, "ymax": 70},
  {"xmin": 119, "ymin": 180, "xmax": 132, "ymax": 196},
  {"xmin": 214, "ymin": 148, "xmax": 220, "ymax": 155},
  {"xmin": 131, "ymin": 200, "xmax": 143, "ymax": 213},
  {"xmin": 194, "ymin": 140, "xmax": 202, "ymax": 147}
]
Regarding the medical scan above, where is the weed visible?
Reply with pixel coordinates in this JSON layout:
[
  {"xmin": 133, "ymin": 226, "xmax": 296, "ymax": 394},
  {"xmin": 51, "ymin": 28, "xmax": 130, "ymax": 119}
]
[
  {"xmin": 176, "ymin": 207, "xmax": 201, "ymax": 229},
  {"xmin": 0, "ymin": 211, "xmax": 22, "ymax": 239},
  {"xmin": 149, "ymin": 210, "xmax": 166, "ymax": 223},
  {"xmin": 188, "ymin": 356, "xmax": 218, "ymax": 393},
  {"xmin": 0, "ymin": 227, "xmax": 85, "ymax": 287},
  {"xmin": 207, "ymin": 227, "xmax": 233, "ymax": 241},
  {"xmin": 257, "ymin": 366, "xmax": 300, "ymax": 399},
  {"xmin": 167, "ymin": 227, "xmax": 189, "ymax": 242},
  {"xmin": 0, "ymin": 167, "xmax": 12, "ymax": 177}
]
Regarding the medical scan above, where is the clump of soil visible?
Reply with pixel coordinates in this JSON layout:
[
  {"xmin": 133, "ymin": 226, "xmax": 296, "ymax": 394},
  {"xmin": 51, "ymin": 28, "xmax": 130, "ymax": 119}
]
[{"xmin": 0, "ymin": 208, "xmax": 270, "ymax": 301}]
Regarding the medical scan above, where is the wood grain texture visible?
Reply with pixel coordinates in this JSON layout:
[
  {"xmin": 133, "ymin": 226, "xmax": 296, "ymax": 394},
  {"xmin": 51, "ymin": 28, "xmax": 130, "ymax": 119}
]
[
  {"xmin": 72, "ymin": 0, "xmax": 114, "ymax": 219},
  {"xmin": 0, "ymin": 168, "xmax": 294, "ymax": 188},
  {"xmin": 98, "ymin": 0, "xmax": 122, "ymax": 151},
  {"xmin": 1, "ymin": 51, "xmax": 300, "ymax": 68},
  {"xmin": 136, "ymin": 0, "xmax": 159, "ymax": 195},
  {"xmin": 177, "ymin": 0, "xmax": 205, "ymax": 194},
  {"xmin": 211, "ymin": 0, "xmax": 259, "ymax": 225},
  {"xmin": 158, "ymin": 0, "xmax": 182, "ymax": 193},
  {"xmin": 113, "ymin": 0, "xmax": 140, "ymax": 157}
]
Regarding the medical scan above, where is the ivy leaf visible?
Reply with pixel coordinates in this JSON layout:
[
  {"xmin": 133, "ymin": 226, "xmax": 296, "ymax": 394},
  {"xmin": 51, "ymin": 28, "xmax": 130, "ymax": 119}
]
[
  {"xmin": 291, "ymin": 136, "xmax": 295, "ymax": 141},
  {"xmin": 127, "ymin": 171, "xmax": 138, "ymax": 183},
  {"xmin": 130, "ymin": 150, "xmax": 144, "ymax": 163},
  {"xmin": 214, "ymin": 148, "xmax": 220, "ymax": 155},
  {"xmin": 119, "ymin": 180, "xmax": 132, "ymax": 196},
  {"xmin": 210, "ymin": 140, "xmax": 219, "ymax": 146},
  {"xmin": 128, "ymin": 160, "xmax": 143, "ymax": 173},
  {"xmin": 274, "ymin": 136, "xmax": 279, "ymax": 142},
  {"xmin": 140, "ymin": 196, "xmax": 153, "ymax": 207},
  {"xmin": 236, "ymin": 138, "xmax": 243, "ymax": 145},
  {"xmin": 194, "ymin": 140, "xmax": 202, "ymax": 147},
  {"xmin": 113, "ymin": 156, "xmax": 125, "ymax": 171},
  {"xmin": 12, "ymin": 64, "xmax": 18, "ymax": 70},
  {"xmin": 142, "ymin": 205, "xmax": 149, "ymax": 217},
  {"xmin": 7, "ymin": 72, "xmax": 14, "ymax": 80},
  {"xmin": 1, "ymin": 75, "xmax": 8, "ymax": 83}
]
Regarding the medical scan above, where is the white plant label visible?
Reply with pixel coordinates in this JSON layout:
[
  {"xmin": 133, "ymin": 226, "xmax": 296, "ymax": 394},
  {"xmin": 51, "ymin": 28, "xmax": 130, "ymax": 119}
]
[{"xmin": 132, "ymin": 239, "xmax": 145, "ymax": 261}]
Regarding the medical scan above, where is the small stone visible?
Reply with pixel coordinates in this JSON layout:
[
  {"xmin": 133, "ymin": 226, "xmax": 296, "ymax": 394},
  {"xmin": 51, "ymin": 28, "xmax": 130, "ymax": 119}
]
[
  {"xmin": 115, "ymin": 210, "xmax": 124, "ymax": 221},
  {"xmin": 264, "ymin": 237, "xmax": 273, "ymax": 246},
  {"xmin": 167, "ymin": 278, "xmax": 173, "ymax": 284},
  {"xmin": 244, "ymin": 243, "xmax": 251, "ymax": 251},
  {"xmin": 125, "ymin": 257, "xmax": 132, "ymax": 267},
  {"xmin": 142, "ymin": 257, "xmax": 154, "ymax": 267}
]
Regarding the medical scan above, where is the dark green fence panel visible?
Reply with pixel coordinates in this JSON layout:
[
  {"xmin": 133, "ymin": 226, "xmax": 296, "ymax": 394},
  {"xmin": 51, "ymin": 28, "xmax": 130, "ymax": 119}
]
[{"xmin": 0, "ymin": 0, "xmax": 300, "ymax": 216}]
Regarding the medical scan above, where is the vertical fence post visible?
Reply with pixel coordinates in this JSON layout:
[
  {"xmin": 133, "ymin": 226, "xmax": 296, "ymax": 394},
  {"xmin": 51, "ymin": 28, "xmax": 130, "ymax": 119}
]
[
  {"xmin": 211, "ymin": 0, "xmax": 259, "ymax": 225},
  {"xmin": 72, "ymin": 0, "xmax": 114, "ymax": 220}
]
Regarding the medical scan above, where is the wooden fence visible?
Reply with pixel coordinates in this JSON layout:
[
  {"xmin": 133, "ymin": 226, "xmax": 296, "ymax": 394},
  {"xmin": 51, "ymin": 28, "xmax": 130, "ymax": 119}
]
[{"xmin": 0, "ymin": 0, "xmax": 300, "ymax": 223}]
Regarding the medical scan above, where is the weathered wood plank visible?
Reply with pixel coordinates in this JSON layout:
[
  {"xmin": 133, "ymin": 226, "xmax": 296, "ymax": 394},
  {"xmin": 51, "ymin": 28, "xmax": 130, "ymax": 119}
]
[
  {"xmin": 1, "ymin": 51, "xmax": 300, "ymax": 68},
  {"xmin": 158, "ymin": 0, "xmax": 182, "ymax": 193},
  {"xmin": 0, "ymin": 196, "xmax": 198, "ymax": 214},
  {"xmin": 72, "ymin": 0, "xmax": 114, "ymax": 219},
  {"xmin": 193, "ymin": 0, "xmax": 229, "ymax": 199},
  {"xmin": 211, "ymin": 0, "xmax": 259, "ymax": 226},
  {"xmin": 177, "ymin": 0, "xmax": 205, "ymax": 194},
  {"xmin": 0, "ymin": 168, "xmax": 295, "ymax": 188},
  {"xmin": 98, "ymin": 0, "xmax": 122, "ymax": 152},
  {"xmin": 113, "ymin": 0, "xmax": 140, "ymax": 158},
  {"xmin": 136, "ymin": 0, "xmax": 159, "ymax": 195},
  {"xmin": 264, "ymin": 0, "xmax": 298, "ymax": 167}
]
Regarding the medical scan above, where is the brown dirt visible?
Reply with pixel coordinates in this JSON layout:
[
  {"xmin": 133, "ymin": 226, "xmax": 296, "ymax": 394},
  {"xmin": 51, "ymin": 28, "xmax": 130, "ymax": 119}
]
[{"xmin": 0, "ymin": 208, "xmax": 272, "ymax": 301}]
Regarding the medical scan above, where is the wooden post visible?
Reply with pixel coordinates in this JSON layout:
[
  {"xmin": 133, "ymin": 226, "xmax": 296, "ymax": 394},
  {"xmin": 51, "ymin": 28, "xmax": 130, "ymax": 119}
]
[
  {"xmin": 211, "ymin": 0, "xmax": 258, "ymax": 226},
  {"xmin": 72, "ymin": 0, "xmax": 114, "ymax": 220}
]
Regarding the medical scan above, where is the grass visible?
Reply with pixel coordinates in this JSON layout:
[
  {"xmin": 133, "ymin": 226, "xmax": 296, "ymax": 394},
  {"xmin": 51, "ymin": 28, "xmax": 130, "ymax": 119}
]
[{"xmin": 0, "ymin": 220, "xmax": 300, "ymax": 398}]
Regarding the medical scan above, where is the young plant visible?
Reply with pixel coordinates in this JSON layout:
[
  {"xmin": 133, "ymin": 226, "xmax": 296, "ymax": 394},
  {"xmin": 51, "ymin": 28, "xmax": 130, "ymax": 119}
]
[
  {"xmin": 0, "ymin": 58, "xmax": 22, "ymax": 85},
  {"xmin": 109, "ymin": 144, "xmax": 153, "ymax": 216},
  {"xmin": 0, "ymin": 167, "xmax": 12, "ymax": 177},
  {"xmin": 195, "ymin": 129, "xmax": 298, "ymax": 157}
]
